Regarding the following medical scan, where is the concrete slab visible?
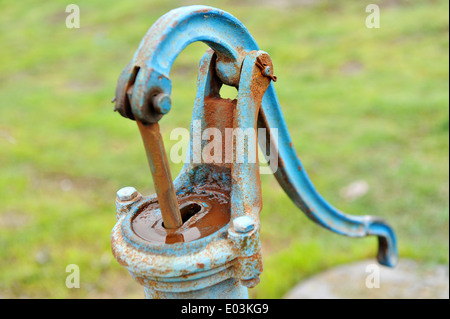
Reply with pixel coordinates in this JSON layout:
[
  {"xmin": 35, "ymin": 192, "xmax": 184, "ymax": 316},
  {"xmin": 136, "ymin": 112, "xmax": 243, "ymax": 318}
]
[{"xmin": 284, "ymin": 259, "xmax": 449, "ymax": 299}]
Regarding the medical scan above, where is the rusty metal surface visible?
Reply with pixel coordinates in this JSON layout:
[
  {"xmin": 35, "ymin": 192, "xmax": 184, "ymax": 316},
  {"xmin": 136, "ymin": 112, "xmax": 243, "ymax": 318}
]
[
  {"xmin": 136, "ymin": 120, "xmax": 182, "ymax": 229},
  {"xmin": 111, "ymin": 5, "xmax": 398, "ymax": 299},
  {"xmin": 132, "ymin": 190, "xmax": 230, "ymax": 244}
]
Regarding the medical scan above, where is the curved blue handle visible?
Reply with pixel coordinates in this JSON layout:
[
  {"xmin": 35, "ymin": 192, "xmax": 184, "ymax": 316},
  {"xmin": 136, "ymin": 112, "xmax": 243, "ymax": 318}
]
[
  {"xmin": 115, "ymin": 5, "xmax": 398, "ymax": 267},
  {"xmin": 260, "ymin": 84, "xmax": 397, "ymax": 267}
]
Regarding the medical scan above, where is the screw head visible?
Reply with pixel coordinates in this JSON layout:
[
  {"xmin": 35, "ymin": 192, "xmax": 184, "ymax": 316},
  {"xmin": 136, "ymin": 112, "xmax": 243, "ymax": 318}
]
[
  {"xmin": 116, "ymin": 186, "xmax": 138, "ymax": 201},
  {"xmin": 233, "ymin": 216, "xmax": 255, "ymax": 233},
  {"xmin": 263, "ymin": 66, "xmax": 271, "ymax": 77},
  {"xmin": 152, "ymin": 93, "xmax": 171, "ymax": 114}
]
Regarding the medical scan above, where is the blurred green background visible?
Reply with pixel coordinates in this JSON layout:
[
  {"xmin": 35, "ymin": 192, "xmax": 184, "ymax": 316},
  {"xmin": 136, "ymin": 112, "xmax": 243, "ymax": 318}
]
[{"xmin": 0, "ymin": 0, "xmax": 448, "ymax": 298}]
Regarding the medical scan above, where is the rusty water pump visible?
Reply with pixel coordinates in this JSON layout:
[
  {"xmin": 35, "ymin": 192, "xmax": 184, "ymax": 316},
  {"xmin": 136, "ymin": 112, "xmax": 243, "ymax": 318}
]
[{"xmin": 110, "ymin": 5, "xmax": 398, "ymax": 299}]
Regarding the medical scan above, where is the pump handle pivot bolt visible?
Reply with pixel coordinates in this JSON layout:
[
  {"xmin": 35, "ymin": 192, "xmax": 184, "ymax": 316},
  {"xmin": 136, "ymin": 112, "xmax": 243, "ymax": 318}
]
[{"xmin": 152, "ymin": 93, "xmax": 171, "ymax": 115}]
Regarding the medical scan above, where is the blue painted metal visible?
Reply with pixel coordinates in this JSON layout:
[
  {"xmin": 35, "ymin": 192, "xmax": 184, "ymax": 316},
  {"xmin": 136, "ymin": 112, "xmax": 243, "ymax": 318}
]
[{"xmin": 111, "ymin": 5, "xmax": 398, "ymax": 299}]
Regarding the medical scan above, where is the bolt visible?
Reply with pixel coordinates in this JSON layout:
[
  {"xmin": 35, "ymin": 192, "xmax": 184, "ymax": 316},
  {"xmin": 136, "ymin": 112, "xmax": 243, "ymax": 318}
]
[
  {"xmin": 263, "ymin": 66, "xmax": 271, "ymax": 77},
  {"xmin": 117, "ymin": 186, "xmax": 139, "ymax": 201},
  {"xmin": 152, "ymin": 93, "xmax": 171, "ymax": 114},
  {"xmin": 233, "ymin": 216, "xmax": 255, "ymax": 233}
]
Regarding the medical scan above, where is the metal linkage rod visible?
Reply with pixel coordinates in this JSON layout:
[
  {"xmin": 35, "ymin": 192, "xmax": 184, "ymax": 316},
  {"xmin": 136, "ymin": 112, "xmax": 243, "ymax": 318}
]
[{"xmin": 137, "ymin": 120, "xmax": 182, "ymax": 229}]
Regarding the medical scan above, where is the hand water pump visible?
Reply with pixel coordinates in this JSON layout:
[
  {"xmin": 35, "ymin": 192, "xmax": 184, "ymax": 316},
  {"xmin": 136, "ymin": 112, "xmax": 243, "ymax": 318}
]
[{"xmin": 111, "ymin": 5, "xmax": 397, "ymax": 299}]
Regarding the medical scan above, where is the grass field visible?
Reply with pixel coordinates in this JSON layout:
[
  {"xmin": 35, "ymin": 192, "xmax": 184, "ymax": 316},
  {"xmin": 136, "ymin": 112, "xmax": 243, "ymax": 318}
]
[{"xmin": 0, "ymin": 0, "xmax": 448, "ymax": 298}]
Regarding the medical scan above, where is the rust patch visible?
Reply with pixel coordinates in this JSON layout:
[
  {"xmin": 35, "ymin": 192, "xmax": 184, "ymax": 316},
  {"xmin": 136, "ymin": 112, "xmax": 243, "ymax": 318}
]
[
  {"xmin": 203, "ymin": 96, "xmax": 237, "ymax": 167},
  {"xmin": 132, "ymin": 189, "xmax": 231, "ymax": 244},
  {"xmin": 192, "ymin": 8, "xmax": 212, "ymax": 14}
]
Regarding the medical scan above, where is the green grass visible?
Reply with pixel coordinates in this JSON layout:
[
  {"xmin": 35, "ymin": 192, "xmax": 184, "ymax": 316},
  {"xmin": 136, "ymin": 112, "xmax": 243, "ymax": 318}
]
[{"xmin": 0, "ymin": 0, "xmax": 448, "ymax": 298}]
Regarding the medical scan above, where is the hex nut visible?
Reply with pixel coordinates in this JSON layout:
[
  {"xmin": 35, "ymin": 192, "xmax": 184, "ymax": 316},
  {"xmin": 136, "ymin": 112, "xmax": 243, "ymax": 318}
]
[
  {"xmin": 116, "ymin": 186, "xmax": 139, "ymax": 201},
  {"xmin": 233, "ymin": 216, "xmax": 255, "ymax": 233}
]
